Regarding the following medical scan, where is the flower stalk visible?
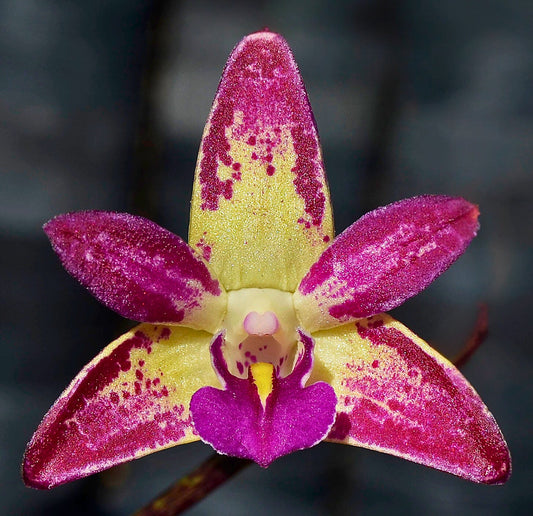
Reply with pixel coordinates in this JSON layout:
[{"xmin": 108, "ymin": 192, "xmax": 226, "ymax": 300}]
[{"xmin": 133, "ymin": 454, "xmax": 251, "ymax": 516}]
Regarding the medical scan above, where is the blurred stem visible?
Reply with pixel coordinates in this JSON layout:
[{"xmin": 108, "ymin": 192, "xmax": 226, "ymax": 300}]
[
  {"xmin": 133, "ymin": 454, "xmax": 252, "ymax": 516},
  {"xmin": 453, "ymin": 304, "xmax": 488, "ymax": 368}
]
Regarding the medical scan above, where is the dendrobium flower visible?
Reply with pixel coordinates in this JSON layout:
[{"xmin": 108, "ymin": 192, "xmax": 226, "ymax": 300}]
[{"xmin": 23, "ymin": 31, "xmax": 511, "ymax": 490}]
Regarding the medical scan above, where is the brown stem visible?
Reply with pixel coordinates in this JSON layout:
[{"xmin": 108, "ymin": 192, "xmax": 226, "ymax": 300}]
[
  {"xmin": 132, "ymin": 454, "xmax": 252, "ymax": 516},
  {"xmin": 452, "ymin": 304, "xmax": 489, "ymax": 368}
]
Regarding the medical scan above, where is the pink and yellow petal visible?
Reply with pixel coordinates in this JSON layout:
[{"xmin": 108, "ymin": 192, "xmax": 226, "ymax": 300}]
[
  {"xmin": 45, "ymin": 211, "xmax": 226, "ymax": 332},
  {"xmin": 295, "ymin": 196, "xmax": 479, "ymax": 331},
  {"xmin": 189, "ymin": 31, "xmax": 333, "ymax": 291},
  {"xmin": 190, "ymin": 331, "xmax": 337, "ymax": 467},
  {"xmin": 309, "ymin": 315, "xmax": 510, "ymax": 484},
  {"xmin": 23, "ymin": 324, "xmax": 217, "ymax": 489}
]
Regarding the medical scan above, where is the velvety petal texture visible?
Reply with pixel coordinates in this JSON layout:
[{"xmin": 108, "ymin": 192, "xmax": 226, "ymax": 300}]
[
  {"xmin": 295, "ymin": 196, "xmax": 479, "ymax": 331},
  {"xmin": 23, "ymin": 324, "xmax": 218, "ymax": 489},
  {"xmin": 24, "ymin": 30, "xmax": 511, "ymax": 490},
  {"xmin": 45, "ymin": 211, "xmax": 226, "ymax": 331},
  {"xmin": 310, "ymin": 315, "xmax": 510, "ymax": 484},
  {"xmin": 189, "ymin": 30, "xmax": 333, "ymax": 291},
  {"xmin": 190, "ymin": 331, "xmax": 337, "ymax": 467}
]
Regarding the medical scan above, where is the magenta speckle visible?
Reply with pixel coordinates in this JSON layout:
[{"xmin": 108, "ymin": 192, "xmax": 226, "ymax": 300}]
[
  {"xmin": 134, "ymin": 382, "xmax": 142, "ymax": 395},
  {"xmin": 23, "ymin": 336, "xmax": 193, "ymax": 490},
  {"xmin": 138, "ymin": 360, "xmax": 145, "ymax": 367},
  {"xmin": 323, "ymin": 235, "xmax": 330, "ymax": 243},
  {"xmin": 135, "ymin": 369, "xmax": 143, "ymax": 381},
  {"xmin": 266, "ymin": 165, "xmax": 275, "ymax": 176},
  {"xmin": 43, "ymin": 211, "xmax": 222, "ymax": 324},
  {"xmin": 236, "ymin": 361, "xmax": 244, "ymax": 375},
  {"xmin": 372, "ymin": 360, "xmax": 379, "ymax": 368},
  {"xmin": 327, "ymin": 412, "xmax": 351, "ymax": 440},
  {"xmin": 298, "ymin": 196, "xmax": 480, "ymax": 321},
  {"xmin": 338, "ymin": 317, "xmax": 511, "ymax": 484},
  {"xmin": 133, "ymin": 331, "xmax": 150, "ymax": 346},
  {"xmin": 197, "ymin": 32, "xmax": 326, "ymax": 225},
  {"xmin": 70, "ymin": 331, "xmax": 149, "ymax": 402},
  {"xmin": 232, "ymin": 162, "xmax": 241, "ymax": 171},
  {"xmin": 202, "ymin": 245, "xmax": 212, "ymax": 261},
  {"xmin": 159, "ymin": 327, "xmax": 171, "ymax": 341},
  {"xmin": 153, "ymin": 377, "xmax": 160, "ymax": 386},
  {"xmin": 195, "ymin": 237, "xmax": 213, "ymax": 262},
  {"xmin": 387, "ymin": 399, "xmax": 405, "ymax": 412},
  {"xmin": 291, "ymin": 126, "xmax": 326, "ymax": 226}
]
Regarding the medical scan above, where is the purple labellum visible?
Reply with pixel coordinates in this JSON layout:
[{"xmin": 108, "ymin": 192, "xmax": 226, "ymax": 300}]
[
  {"xmin": 297, "ymin": 196, "xmax": 479, "ymax": 327},
  {"xmin": 44, "ymin": 211, "xmax": 223, "ymax": 325},
  {"xmin": 190, "ymin": 331, "xmax": 337, "ymax": 467}
]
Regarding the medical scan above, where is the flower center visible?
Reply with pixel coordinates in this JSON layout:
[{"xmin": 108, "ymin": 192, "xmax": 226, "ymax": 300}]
[
  {"xmin": 243, "ymin": 311, "xmax": 279, "ymax": 335},
  {"xmin": 221, "ymin": 288, "xmax": 299, "ymax": 378}
]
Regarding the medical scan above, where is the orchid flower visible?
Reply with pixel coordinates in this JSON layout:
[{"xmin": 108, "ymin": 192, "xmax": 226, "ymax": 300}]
[{"xmin": 23, "ymin": 30, "xmax": 510, "ymax": 490}]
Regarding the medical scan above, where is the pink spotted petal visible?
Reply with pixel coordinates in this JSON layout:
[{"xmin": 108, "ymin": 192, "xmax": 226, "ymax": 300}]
[
  {"xmin": 45, "ymin": 211, "xmax": 226, "ymax": 331},
  {"xmin": 189, "ymin": 31, "xmax": 333, "ymax": 292},
  {"xmin": 295, "ymin": 195, "xmax": 479, "ymax": 331},
  {"xmin": 23, "ymin": 324, "xmax": 218, "ymax": 489},
  {"xmin": 190, "ymin": 331, "xmax": 337, "ymax": 467},
  {"xmin": 310, "ymin": 315, "xmax": 511, "ymax": 484}
]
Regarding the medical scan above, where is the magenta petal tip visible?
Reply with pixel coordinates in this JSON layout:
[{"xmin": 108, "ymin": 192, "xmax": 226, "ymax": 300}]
[
  {"xmin": 296, "ymin": 195, "xmax": 480, "ymax": 329},
  {"xmin": 44, "ymin": 211, "xmax": 224, "ymax": 328},
  {"xmin": 326, "ymin": 316, "xmax": 511, "ymax": 484},
  {"xmin": 22, "ymin": 327, "xmax": 197, "ymax": 489}
]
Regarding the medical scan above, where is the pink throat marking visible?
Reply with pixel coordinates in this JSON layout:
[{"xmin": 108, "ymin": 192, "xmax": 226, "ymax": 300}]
[{"xmin": 243, "ymin": 311, "xmax": 279, "ymax": 336}]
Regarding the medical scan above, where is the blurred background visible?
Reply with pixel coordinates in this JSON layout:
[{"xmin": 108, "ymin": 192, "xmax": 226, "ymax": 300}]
[{"xmin": 1, "ymin": 0, "xmax": 531, "ymax": 514}]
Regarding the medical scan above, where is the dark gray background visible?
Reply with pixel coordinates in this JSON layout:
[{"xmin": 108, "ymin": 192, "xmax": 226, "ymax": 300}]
[{"xmin": 1, "ymin": 0, "xmax": 531, "ymax": 514}]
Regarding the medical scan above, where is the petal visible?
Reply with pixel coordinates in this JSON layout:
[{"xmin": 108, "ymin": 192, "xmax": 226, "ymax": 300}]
[
  {"xmin": 190, "ymin": 331, "xmax": 337, "ymax": 467},
  {"xmin": 189, "ymin": 31, "xmax": 333, "ymax": 291},
  {"xmin": 309, "ymin": 315, "xmax": 511, "ymax": 484},
  {"xmin": 23, "ymin": 324, "xmax": 218, "ymax": 489},
  {"xmin": 45, "ymin": 211, "xmax": 226, "ymax": 331},
  {"xmin": 295, "ymin": 196, "xmax": 479, "ymax": 331}
]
